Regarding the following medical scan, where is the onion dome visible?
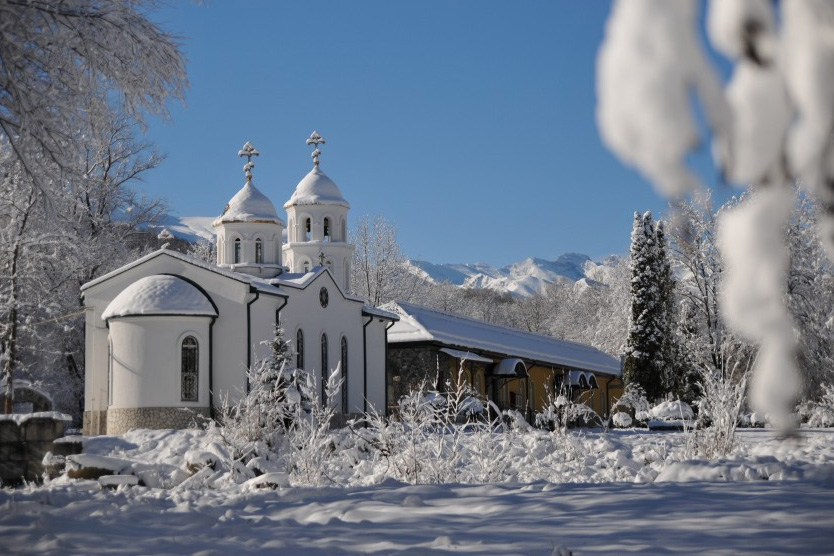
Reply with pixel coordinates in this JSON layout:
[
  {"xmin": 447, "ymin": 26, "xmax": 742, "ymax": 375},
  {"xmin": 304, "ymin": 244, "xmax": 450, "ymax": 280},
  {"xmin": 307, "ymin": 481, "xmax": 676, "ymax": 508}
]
[
  {"xmin": 284, "ymin": 131, "xmax": 350, "ymax": 209},
  {"xmin": 284, "ymin": 166, "xmax": 350, "ymax": 209},
  {"xmin": 212, "ymin": 181, "xmax": 283, "ymax": 227},
  {"xmin": 102, "ymin": 275, "xmax": 217, "ymax": 320}
]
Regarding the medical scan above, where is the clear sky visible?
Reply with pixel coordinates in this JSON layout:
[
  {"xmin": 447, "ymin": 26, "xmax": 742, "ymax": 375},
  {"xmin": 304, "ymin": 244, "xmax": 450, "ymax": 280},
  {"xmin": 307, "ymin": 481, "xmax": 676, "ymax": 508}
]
[{"xmin": 141, "ymin": 1, "xmax": 728, "ymax": 267}]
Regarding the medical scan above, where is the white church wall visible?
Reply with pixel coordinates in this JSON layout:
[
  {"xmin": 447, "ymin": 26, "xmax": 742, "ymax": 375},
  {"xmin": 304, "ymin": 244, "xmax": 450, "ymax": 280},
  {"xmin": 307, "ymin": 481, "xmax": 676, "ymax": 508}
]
[
  {"xmin": 364, "ymin": 318, "xmax": 390, "ymax": 413},
  {"xmin": 82, "ymin": 253, "xmax": 255, "ymax": 431},
  {"xmin": 108, "ymin": 316, "xmax": 211, "ymax": 409},
  {"xmin": 278, "ymin": 271, "xmax": 369, "ymax": 413}
]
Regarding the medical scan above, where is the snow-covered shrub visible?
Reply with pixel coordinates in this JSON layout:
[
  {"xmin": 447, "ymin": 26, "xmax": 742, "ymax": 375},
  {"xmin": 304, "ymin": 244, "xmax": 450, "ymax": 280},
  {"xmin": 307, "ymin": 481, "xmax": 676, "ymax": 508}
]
[
  {"xmin": 535, "ymin": 383, "xmax": 602, "ymax": 433},
  {"xmin": 690, "ymin": 361, "xmax": 750, "ymax": 459},
  {"xmin": 354, "ymin": 364, "xmax": 496, "ymax": 485},
  {"xmin": 213, "ymin": 326, "xmax": 308, "ymax": 469},
  {"xmin": 613, "ymin": 383, "xmax": 650, "ymax": 425},
  {"xmin": 612, "ymin": 411, "xmax": 633, "ymax": 428},
  {"xmin": 803, "ymin": 384, "xmax": 834, "ymax": 428},
  {"xmin": 287, "ymin": 366, "xmax": 343, "ymax": 486},
  {"xmin": 650, "ymin": 400, "xmax": 695, "ymax": 421}
]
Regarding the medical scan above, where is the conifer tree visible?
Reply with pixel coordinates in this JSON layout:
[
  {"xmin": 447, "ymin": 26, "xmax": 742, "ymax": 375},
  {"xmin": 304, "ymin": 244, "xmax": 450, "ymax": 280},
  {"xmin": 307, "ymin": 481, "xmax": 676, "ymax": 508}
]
[
  {"xmin": 623, "ymin": 212, "xmax": 666, "ymax": 402},
  {"xmin": 654, "ymin": 220, "xmax": 680, "ymax": 395}
]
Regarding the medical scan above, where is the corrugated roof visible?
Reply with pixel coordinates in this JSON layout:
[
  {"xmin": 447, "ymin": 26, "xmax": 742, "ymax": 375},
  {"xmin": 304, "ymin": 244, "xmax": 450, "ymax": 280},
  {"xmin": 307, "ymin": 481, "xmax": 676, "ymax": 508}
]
[{"xmin": 385, "ymin": 301, "xmax": 621, "ymax": 376}]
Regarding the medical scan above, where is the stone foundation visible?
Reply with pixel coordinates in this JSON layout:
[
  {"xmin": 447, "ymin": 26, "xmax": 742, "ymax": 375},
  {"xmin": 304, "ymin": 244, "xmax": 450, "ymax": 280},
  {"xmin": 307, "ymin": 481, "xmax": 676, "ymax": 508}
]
[{"xmin": 106, "ymin": 407, "xmax": 210, "ymax": 435}]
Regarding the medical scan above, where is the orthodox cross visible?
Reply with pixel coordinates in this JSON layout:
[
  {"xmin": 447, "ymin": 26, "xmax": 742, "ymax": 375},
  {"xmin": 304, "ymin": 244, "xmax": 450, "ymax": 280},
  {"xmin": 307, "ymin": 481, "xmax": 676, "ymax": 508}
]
[
  {"xmin": 306, "ymin": 131, "xmax": 326, "ymax": 167},
  {"xmin": 238, "ymin": 141, "xmax": 260, "ymax": 180},
  {"xmin": 318, "ymin": 250, "xmax": 326, "ymax": 266}
]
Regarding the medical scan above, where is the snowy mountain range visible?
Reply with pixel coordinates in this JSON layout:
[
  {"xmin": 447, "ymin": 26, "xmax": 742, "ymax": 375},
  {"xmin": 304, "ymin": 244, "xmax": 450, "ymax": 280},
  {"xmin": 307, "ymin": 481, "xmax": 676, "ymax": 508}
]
[
  {"xmin": 161, "ymin": 215, "xmax": 617, "ymax": 297},
  {"xmin": 408, "ymin": 253, "xmax": 613, "ymax": 297}
]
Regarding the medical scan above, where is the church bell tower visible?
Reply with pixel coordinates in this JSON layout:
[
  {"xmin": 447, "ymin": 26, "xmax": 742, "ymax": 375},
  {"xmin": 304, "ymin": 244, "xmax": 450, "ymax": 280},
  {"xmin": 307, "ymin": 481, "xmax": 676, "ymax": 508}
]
[{"xmin": 283, "ymin": 132, "xmax": 354, "ymax": 290}]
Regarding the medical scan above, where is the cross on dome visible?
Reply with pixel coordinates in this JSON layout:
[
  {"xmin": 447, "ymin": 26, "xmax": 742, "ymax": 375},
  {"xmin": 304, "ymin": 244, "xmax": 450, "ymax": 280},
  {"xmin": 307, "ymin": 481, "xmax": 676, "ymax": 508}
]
[
  {"xmin": 238, "ymin": 141, "xmax": 260, "ymax": 180},
  {"xmin": 306, "ymin": 131, "xmax": 326, "ymax": 167}
]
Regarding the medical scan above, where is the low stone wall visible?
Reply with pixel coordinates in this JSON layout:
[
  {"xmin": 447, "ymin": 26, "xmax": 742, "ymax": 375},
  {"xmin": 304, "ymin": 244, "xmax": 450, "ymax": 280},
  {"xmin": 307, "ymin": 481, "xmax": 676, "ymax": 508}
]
[
  {"xmin": 0, "ymin": 413, "xmax": 72, "ymax": 486},
  {"xmin": 106, "ymin": 407, "xmax": 210, "ymax": 435}
]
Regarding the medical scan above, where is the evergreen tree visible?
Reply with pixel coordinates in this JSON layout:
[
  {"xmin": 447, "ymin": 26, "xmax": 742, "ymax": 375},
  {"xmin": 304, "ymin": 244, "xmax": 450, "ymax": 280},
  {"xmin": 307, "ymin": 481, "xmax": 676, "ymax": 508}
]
[
  {"xmin": 247, "ymin": 325, "xmax": 303, "ymax": 440},
  {"xmin": 623, "ymin": 212, "xmax": 666, "ymax": 402},
  {"xmin": 654, "ymin": 220, "xmax": 681, "ymax": 395}
]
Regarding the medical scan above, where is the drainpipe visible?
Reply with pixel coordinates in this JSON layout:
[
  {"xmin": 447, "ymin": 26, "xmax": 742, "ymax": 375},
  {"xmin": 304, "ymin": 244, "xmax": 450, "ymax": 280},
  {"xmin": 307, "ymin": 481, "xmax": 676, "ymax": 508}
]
[
  {"xmin": 384, "ymin": 319, "xmax": 395, "ymax": 416},
  {"xmin": 246, "ymin": 286, "xmax": 260, "ymax": 393},
  {"xmin": 362, "ymin": 314, "xmax": 373, "ymax": 413},
  {"xmin": 274, "ymin": 296, "xmax": 288, "ymax": 327},
  {"xmin": 209, "ymin": 315, "xmax": 216, "ymax": 420}
]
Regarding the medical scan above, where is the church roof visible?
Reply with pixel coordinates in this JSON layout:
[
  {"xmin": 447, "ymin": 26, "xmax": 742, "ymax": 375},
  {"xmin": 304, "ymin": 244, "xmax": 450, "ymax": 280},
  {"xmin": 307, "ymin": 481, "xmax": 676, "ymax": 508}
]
[
  {"xmin": 213, "ymin": 181, "xmax": 285, "ymax": 227},
  {"xmin": 284, "ymin": 166, "xmax": 350, "ymax": 209},
  {"xmin": 384, "ymin": 301, "xmax": 622, "ymax": 376},
  {"xmin": 102, "ymin": 275, "xmax": 218, "ymax": 320}
]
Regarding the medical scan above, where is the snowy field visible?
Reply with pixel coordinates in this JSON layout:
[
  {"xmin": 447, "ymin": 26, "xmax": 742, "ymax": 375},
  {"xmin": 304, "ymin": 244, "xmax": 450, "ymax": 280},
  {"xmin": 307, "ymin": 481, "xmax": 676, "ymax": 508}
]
[{"xmin": 2, "ymin": 428, "xmax": 834, "ymax": 554}]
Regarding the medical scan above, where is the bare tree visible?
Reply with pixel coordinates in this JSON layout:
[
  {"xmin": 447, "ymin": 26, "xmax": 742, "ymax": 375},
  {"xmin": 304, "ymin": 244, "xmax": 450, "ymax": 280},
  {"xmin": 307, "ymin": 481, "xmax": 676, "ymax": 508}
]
[
  {"xmin": 350, "ymin": 215, "xmax": 421, "ymax": 306},
  {"xmin": 0, "ymin": 0, "xmax": 186, "ymax": 194}
]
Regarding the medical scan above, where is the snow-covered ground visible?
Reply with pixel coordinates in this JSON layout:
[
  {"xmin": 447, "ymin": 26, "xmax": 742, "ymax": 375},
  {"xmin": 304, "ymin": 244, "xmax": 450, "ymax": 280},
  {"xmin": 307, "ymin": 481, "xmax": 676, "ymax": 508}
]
[{"xmin": 2, "ymin": 428, "xmax": 834, "ymax": 554}]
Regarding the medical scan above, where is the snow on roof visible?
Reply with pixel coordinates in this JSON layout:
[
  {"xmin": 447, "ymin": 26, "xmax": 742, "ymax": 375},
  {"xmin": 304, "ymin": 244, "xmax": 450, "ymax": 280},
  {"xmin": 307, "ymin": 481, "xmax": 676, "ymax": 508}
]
[
  {"xmin": 102, "ymin": 275, "xmax": 218, "ymax": 320},
  {"xmin": 0, "ymin": 411, "xmax": 72, "ymax": 425},
  {"xmin": 439, "ymin": 348, "xmax": 493, "ymax": 364},
  {"xmin": 385, "ymin": 301, "xmax": 622, "ymax": 376},
  {"xmin": 284, "ymin": 167, "xmax": 350, "ymax": 209},
  {"xmin": 269, "ymin": 266, "xmax": 369, "ymax": 305},
  {"xmin": 494, "ymin": 358, "xmax": 528, "ymax": 377},
  {"xmin": 213, "ymin": 181, "xmax": 284, "ymax": 227},
  {"xmin": 81, "ymin": 250, "xmax": 288, "ymax": 299},
  {"xmin": 362, "ymin": 305, "xmax": 400, "ymax": 321}
]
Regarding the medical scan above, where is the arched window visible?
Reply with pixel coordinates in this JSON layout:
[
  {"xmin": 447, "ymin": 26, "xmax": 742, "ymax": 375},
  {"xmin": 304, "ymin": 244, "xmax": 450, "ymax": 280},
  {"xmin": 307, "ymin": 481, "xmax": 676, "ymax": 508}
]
[
  {"xmin": 233, "ymin": 238, "xmax": 241, "ymax": 264},
  {"xmin": 288, "ymin": 218, "xmax": 294, "ymax": 241},
  {"xmin": 303, "ymin": 260, "xmax": 311, "ymax": 273},
  {"xmin": 296, "ymin": 329, "xmax": 304, "ymax": 369},
  {"xmin": 323, "ymin": 217, "xmax": 331, "ymax": 242},
  {"xmin": 255, "ymin": 239, "xmax": 263, "ymax": 263},
  {"xmin": 305, "ymin": 218, "xmax": 311, "ymax": 241},
  {"xmin": 181, "ymin": 336, "xmax": 199, "ymax": 402},
  {"xmin": 340, "ymin": 337, "xmax": 348, "ymax": 412},
  {"xmin": 320, "ymin": 333, "xmax": 328, "ymax": 399}
]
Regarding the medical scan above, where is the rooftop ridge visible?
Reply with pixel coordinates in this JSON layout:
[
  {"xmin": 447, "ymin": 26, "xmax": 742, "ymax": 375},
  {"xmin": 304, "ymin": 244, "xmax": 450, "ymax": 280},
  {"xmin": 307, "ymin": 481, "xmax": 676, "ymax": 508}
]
[{"xmin": 391, "ymin": 300, "xmax": 610, "ymax": 354}]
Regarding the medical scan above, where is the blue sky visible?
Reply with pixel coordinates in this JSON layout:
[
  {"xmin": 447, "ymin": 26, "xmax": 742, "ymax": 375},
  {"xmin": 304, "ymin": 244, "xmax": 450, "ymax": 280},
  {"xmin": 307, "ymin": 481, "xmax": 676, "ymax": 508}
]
[{"xmin": 142, "ymin": 1, "xmax": 728, "ymax": 267}]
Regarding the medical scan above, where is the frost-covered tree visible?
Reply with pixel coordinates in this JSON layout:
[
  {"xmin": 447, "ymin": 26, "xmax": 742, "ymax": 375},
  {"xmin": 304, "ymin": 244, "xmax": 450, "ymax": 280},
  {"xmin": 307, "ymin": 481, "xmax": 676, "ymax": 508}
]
[
  {"xmin": 0, "ymin": 0, "xmax": 186, "ymax": 194},
  {"xmin": 785, "ymin": 193, "xmax": 834, "ymax": 396},
  {"xmin": 351, "ymin": 215, "xmax": 422, "ymax": 305},
  {"xmin": 0, "ymin": 159, "xmax": 62, "ymax": 413},
  {"xmin": 597, "ymin": 0, "xmax": 834, "ymax": 430}
]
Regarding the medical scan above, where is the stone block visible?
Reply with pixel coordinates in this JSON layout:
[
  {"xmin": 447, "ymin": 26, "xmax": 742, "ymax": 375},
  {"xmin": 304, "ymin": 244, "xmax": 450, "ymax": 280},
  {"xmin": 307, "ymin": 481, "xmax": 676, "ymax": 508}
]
[
  {"xmin": 22, "ymin": 418, "xmax": 57, "ymax": 442},
  {"xmin": 53, "ymin": 438, "xmax": 83, "ymax": 457},
  {"xmin": 0, "ymin": 421, "xmax": 20, "ymax": 443}
]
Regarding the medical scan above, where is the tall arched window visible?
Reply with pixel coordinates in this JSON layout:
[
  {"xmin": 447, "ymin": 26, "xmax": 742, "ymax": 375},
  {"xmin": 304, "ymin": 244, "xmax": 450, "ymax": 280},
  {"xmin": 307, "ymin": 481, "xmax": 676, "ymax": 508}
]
[
  {"xmin": 255, "ymin": 239, "xmax": 263, "ymax": 263},
  {"xmin": 181, "ymin": 336, "xmax": 199, "ymax": 402},
  {"xmin": 296, "ymin": 329, "xmax": 304, "ymax": 369},
  {"xmin": 323, "ymin": 217, "xmax": 331, "ymax": 242},
  {"xmin": 320, "ymin": 333, "xmax": 328, "ymax": 399},
  {"xmin": 340, "ymin": 337, "xmax": 348, "ymax": 412},
  {"xmin": 233, "ymin": 238, "xmax": 241, "ymax": 264},
  {"xmin": 304, "ymin": 218, "xmax": 311, "ymax": 241}
]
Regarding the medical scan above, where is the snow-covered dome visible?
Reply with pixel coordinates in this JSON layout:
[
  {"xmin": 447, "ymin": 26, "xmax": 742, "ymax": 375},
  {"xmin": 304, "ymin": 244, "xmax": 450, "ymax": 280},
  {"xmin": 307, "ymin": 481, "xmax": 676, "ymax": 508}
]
[
  {"xmin": 284, "ymin": 166, "xmax": 350, "ymax": 209},
  {"xmin": 102, "ymin": 275, "xmax": 217, "ymax": 320},
  {"xmin": 213, "ymin": 181, "xmax": 284, "ymax": 227}
]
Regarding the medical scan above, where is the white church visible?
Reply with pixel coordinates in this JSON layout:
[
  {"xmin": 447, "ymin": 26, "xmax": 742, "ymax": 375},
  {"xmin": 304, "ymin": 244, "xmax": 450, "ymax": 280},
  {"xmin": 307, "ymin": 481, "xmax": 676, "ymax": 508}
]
[{"xmin": 81, "ymin": 134, "xmax": 398, "ymax": 435}]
